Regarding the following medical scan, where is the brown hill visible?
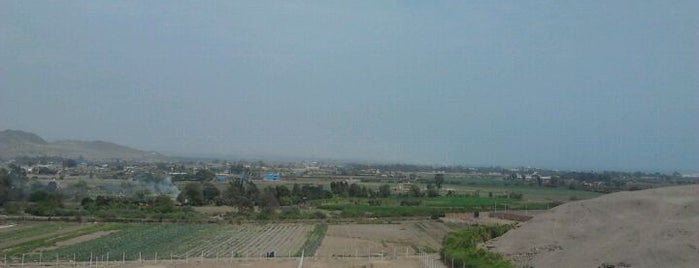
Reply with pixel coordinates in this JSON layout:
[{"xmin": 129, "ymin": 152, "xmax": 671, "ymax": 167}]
[
  {"xmin": 486, "ymin": 185, "xmax": 699, "ymax": 268},
  {"xmin": 0, "ymin": 129, "xmax": 166, "ymax": 161}
]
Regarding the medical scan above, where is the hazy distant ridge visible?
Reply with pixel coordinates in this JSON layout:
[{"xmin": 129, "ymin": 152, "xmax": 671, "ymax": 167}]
[{"xmin": 0, "ymin": 130, "xmax": 165, "ymax": 161}]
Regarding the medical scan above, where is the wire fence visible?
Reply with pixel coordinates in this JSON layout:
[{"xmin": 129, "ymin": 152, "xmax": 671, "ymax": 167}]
[{"xmin": 0, "ymin": 248, "xmax": 453, "ymax": 268}]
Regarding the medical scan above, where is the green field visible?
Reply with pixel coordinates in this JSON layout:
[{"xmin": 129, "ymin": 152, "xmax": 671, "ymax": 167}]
[
  {"xmin": 317, "ymin": 196, "xmax": 550, "ymax": 218},
  {"xmin": 37, "ymin": 224, "xmax": 214, "ymax": 261},
  {"xmin": 1, "ymin": 222, "xmax": 318, "ymax": 263},
  {"xmin": 438, "ymin": 177, "xmax": 603, "ymax": 201}
]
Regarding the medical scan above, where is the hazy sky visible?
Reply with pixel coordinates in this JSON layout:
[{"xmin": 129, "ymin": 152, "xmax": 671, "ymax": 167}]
[{"xmin": 1, "ymin": 1, "xmax": 697, "ymax": 172}]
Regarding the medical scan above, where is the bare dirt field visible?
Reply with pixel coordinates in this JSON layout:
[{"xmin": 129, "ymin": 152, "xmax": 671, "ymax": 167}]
[
  {"xmin": 316, "ymin": 221, "xmax": 452, "ymax": 257},
  {"xmin": 486, "ymin": 185, "xmax": 699, "ymax": 268},
  {"xmin": 192, "ymin": 206, "xmax": 237, "ymax": 216}
]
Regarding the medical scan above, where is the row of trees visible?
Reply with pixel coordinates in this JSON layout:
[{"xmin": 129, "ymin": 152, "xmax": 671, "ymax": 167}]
[
  {"xmin": 176, "ymin": 179, "xmax": 455, "ymax": 213},
  {"xmin": 177, "ymin": 180, "xmax": 336, "ymax": 212}
]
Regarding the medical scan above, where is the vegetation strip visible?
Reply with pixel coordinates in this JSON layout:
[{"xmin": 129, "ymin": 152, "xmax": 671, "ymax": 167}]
[
  {"xmin": 440, "ymin": 225, "xmax": 514, "ymax": 268},
  {"xmin": 297, "ymin": 223, "xmax": 327, "ymax": 257},
  {"xmin": 1, "ymin": 223, "xmax": 124, "ymax": 257}
]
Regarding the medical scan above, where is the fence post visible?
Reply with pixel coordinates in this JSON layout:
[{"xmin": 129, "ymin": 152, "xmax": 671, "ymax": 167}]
[
  {"xmin": 155, "ymin": 252, "xmax": 158, "ymax": 264},
  {"xmin": 122, "ymin": 252, "xmax": 125, "ymax": 265}
]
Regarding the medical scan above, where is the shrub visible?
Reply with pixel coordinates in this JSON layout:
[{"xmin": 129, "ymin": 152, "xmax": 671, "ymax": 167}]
[{"xmin": 440, "ymin": 225, "xmax": 514, "ymax": 268}]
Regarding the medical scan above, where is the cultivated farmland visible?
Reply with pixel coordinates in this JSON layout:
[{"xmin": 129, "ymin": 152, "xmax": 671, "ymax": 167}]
[{"xmin": 3, "ymin": 222, "xmax": 316, "ymax": 263}]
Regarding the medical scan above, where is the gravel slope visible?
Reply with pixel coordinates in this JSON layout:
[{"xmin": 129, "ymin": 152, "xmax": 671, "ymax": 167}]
[{"xmin": 486, "ymin": 185, "xmax": 699, "ymax": 268}]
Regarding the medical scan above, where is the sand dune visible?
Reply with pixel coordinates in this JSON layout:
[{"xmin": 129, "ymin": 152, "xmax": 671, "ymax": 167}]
[{"xmin": 486, "ymin": 185, "xmax": 699, "ymax": 268}]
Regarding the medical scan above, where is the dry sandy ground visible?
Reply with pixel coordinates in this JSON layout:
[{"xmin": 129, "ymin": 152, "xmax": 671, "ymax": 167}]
[
  {"xmin": 0, "ymin": 224, "xmax": 16, "ymax": 229},
  {"xmin": 486, "ymin": 185, "xmax": 699, "ymax": 268},
  {"xmin": 316, "ymin": 221, "xmax": 452, "ymax": 257}
]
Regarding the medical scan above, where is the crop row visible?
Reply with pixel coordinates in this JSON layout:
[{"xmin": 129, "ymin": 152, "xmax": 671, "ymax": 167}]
[
  {"xmin": 20, "ymin": 223, "xmax": 315, "ymax": 262},
  {"xmin": 184, "ymin": 223, "xmax": 314, "ymax": 258}
]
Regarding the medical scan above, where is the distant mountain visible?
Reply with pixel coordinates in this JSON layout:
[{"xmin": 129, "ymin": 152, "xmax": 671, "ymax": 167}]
[{"xmin": 0, "ymin": 130, "xmax": 166, "ymax": 161}]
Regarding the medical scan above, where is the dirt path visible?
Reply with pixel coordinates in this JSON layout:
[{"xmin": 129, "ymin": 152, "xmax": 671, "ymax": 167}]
[
  {"xmin": 38, "ymin": 230, "xmax": 118, "ymax": 251},
  {"xmin": 0, "ymin": 224, "xmax": 16, "ymax": 229}
]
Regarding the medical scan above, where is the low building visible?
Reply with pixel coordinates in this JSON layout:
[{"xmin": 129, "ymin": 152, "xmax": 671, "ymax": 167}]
[{"xmin": 263, "ymin": 173, "xmax": 280, "ymax": 181}]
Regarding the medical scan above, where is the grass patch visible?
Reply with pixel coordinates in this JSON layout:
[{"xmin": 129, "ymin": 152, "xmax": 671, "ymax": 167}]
[
  {"xmin": 296, "ymin": 223, "xmax": 327, "ymax": 257},
  {"xmin": 2, "ymin": 223, "xmax": 125, "ymax": 257},
  {"xmin": 0, "ymin": 223, "xmax": 71, "ymax": 243},
  {"xmin": 318, "ymin": 196, "xmax": 550, "ymax": 218},
  {"xmin": 440, "ymin": 225, "xmax": 514, "ymax": 268}
]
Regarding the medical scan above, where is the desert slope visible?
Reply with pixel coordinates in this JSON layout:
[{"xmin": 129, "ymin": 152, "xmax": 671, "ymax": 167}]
[{"xmin": 486, "ymin": 185, "xmax": 699, "ymax": 268}]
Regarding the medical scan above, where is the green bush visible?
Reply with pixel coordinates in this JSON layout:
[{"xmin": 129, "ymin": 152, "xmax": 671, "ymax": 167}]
[{"xmin": 440, "ymin": 225, "xmax": 514, "ymax": 268}]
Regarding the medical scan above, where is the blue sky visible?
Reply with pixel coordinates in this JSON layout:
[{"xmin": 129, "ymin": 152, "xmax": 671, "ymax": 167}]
[{"xmin": 1, "ymin": 1, "xmax": 697, "ymax": 172}]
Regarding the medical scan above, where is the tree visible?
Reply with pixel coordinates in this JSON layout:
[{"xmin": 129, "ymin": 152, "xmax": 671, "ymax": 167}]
[
  {"xmin": 1, "ymin": 166, "xmax": 28, "ymax": 203},
  {"xmin": 202, "ymin": 183, "xmax": 220, "ymax": 204},
  {"xmin": 71, "ymin": 180, "xmax": 89, "ymax": 201},
  {"xmin": 330, "ymin": 181, "xmax": 349, "ymax": 196},
  {"xmin": 434, "ymin": 173, "xmax": 445, "ymax": 189},
  {"xmin": 408, "ymin": 184, "xmax": 423, "ymax": 197},
  {"xmin": 26, "ymin": 190, "xmax": 64, "ymax": 216},
  {"xmin": 275, "ymin": 185, "xmax": 291, "ymax": 198},
  {"xmin": 348, "ymin": 183, "xmax": 363, "ymax": 197},
  {"xmin": 177, "ymin": 183, "xmax": 204, "ymax": 205},
  {"xmin": 426, "ymin": 183, "xmax": 439, "ymax": 197},
  {"xmin": 0, "ymin": 169, "xmax": 10, "ymax": 206},
  {"xmin": 378, "ymin": 184, "xmax": 391, "ymax": 198},
  {"xmin": 222, "ymin": 180, "xmax": 259, "ymax": 212},
  {"xmin": 291, "ymin": 183, "xmax": 301, "ymax": 197},
  {"xmin": 193, "ymin": 169, "xmax": 216, "ymax": 181},
  {"xmin": 152, "ymin": 195, "xmax": 175, "ymax": 213},
  {"xmin": 258, "ymin": 191, "xmax": 280, "ymax": 212}
]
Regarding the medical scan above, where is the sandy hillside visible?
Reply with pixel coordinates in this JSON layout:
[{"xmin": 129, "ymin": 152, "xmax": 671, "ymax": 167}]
[{"xmin": 486, "ymin": 185, "xmax": 699, "ymax": 268}]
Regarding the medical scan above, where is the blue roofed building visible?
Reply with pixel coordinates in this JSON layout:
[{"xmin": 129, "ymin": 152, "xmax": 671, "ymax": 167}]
[
  {"xmin": 263, "ymin": 173, "xmax": 280, "ymax": 181},
  {"xmin": 215, "ymin": 174, "xmax": 228, "ymax": 182}
]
